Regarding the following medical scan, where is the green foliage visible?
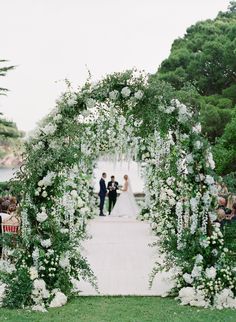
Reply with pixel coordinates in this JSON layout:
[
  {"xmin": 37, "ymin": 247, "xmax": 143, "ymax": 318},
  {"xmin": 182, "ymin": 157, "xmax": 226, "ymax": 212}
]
[
  {"xmin": 213, "ymin": 115, "xmax": 236, "ymax": 175},
  {"xmin": 151, "ymin": 6, "xmax": 236, "ymax": 174},
  {"xmin": 223, "ymin": 172, "xmax": 236, "ymax": 193},
  {"xmin": 3, "ymin": 267, "xmax": 33, "ymax": 309}
]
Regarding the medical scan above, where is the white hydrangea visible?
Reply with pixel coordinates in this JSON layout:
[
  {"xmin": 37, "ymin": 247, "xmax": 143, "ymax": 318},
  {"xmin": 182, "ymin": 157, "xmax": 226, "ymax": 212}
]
[
  {"xmin": 49, "ymin": 291, "xmax": 67, "ymax": 308},
  {"xmin": 109, "ymin": 90, "xmax": 119, "ymax": 100},
  {"xmin": 183, "ymin": 273, "xmax": 193, "ymax": 284},
  {"xmin": 205, "ymin": 266, "xmax": 216, "ymax": 280},
  {"xmin": 214, "ymin": 288, "xmax": 236, "ymax": 309},
  {"xmin": 134, "ymin": 90, "xmax": 144, "ymax": 100},
  {"xmin": 121, "ymin": 86, "xmax": 131, "ymax": 98},
  {"xmin": 42, "ymin": 123, "xmax": 57, "ymax": 136},
  {"xmin": 205, "ymin": 175, "xmax": 215, "ymax": 185},
  {"xmin": 41, "ymin": 239, "xmax": 52, "ymax": 248}
]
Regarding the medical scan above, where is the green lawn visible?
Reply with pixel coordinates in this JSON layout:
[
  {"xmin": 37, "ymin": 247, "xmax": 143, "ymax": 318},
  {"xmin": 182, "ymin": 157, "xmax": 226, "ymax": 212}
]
[{"xmin": 1, "ymin": 296, "xmax": 236, "ymax": 322}]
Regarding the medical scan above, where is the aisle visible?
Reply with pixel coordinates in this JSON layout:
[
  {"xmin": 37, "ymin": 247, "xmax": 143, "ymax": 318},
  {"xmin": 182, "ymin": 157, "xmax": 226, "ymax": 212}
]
[{"xmin": 79, "ymin": 216, "xmax": 171, "ymax": 296}]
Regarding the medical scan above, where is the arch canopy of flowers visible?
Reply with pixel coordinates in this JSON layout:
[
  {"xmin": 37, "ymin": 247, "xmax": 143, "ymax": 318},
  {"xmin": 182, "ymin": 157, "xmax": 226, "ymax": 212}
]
[{"xmin": 0, "ymin": 69, "xmax": 235, "ymax": 311}]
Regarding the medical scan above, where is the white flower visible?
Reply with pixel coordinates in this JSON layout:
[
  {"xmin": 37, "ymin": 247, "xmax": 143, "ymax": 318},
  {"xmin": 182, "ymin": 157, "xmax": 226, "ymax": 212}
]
[
  {"xmin": 42, "ymin": 123, "xmax": 57, "ymax": 136},
  {"xmin": 194, "ymin": 140, "xmax": 202, "ymax": 150},
  {"xmin": 67, "ymin": 94, "xmax": 77, "ymax": 107},
  {"xmin": 59, "ymin": 253, "xmax": 70, "ymax": 269},
  {"xmin": 49, "ymin": 291, "xmax": 67, "ymax": 308},
  {"xmin": 0, "ymin": 282, "xmax": 6, "ymax": 307},
  {"xmin": 54, "ymin": 113, "xmax": 63, "ymax": 122},
  {"xmin": 192, "ymin": 123, "xmax": 202, "ymax": 133},
  {"xmin": 134, "ymin": 90, "xmax": 144, "ymax": 100},
  {"xmin": 109, "ymin": 90, "xmax": 119, "ymax": 100},
  {"xmin": 70, "ymin": 190, "xmax": 78, "ymax": 198},
  {"xmin": 191, "ymin": 265, "xmax": 202, "ymax": 278},
  {"xmin": 42, "ymin": 191, "xmax": 48, "ymax": 198},
  {"xmin": 121, "ymin": 86, "xmax": 131, "ymax": 98},
  {"xmin": 165, "ymin": 105, "xmax": 175, "ymax": 114},
  {"xmin": 183, "ymin": 273, "xmax": 193, "ymax": 284},
  {"xmin": 206, "ymin": 151, "xmax": 215, "ymax": 169},
  {"xmin": 86, "ymin": 98, "xmax": 96, "ymax": 109},
  {"xmin": 71, "ymin": 277, "xmax": 80, "ymax": 292},
  {"xmin": 205, "ymin": 266, "xmax": 217, "ymax": 280},
  {"xmin": 29, "ymin": 266, "xmax": 38, "ymax": 280},
  {"xmin": 205, "ymin": 175, "xmax": 215, "ymax": 185},
  {"xmin": 32, "ymin": 304, "xmax": 47, "ymax": 312},
  {"xmin": 36, "ymin": 211, "xmax": 48, "ymax": 223},
  {"xmin": 77, "ymin": 196, "xmax": 84, "ymax": 208},
  {"xmin": 32, "ymin": 279, "xmax": 49, "ymax": 299},
  {"xmin": 41, "ymin": 239, "xmax": 51, "ymax": 248},
  {"xmin": 214, "ymin": 288, "xmax": 236, "ymax": 309},
  {"xmin": 0, "ymin": 259, "xmax": 16, "ymax": 274},
  {"xmin": 195, "ymin": 254, "xmax": 203, "ymax": 264}
]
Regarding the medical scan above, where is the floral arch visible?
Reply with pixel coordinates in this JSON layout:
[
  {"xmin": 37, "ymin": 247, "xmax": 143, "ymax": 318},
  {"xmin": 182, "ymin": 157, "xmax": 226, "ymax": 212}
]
[{"xmin": 1, "ymin": 70, "xmax": 236, "ymax": 310}]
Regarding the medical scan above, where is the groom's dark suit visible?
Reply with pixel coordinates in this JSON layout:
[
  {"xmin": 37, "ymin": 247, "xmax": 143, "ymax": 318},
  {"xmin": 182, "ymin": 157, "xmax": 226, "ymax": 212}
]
[
  {"xmin": 107, "ymin": 180, "xmax": 119, "ymax": 215},
  {"xmin": 99, "ymin": 178, "xmax": 107, "ymax": 216}
]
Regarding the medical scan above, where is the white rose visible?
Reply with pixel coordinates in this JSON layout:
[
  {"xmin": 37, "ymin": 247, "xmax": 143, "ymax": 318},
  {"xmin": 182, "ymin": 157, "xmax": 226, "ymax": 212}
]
[
  {"xmin": 109, "ymin": 90, "xmax": 119, "ymax": 100},
  {"xmin": 121, "ymin": 86, "xmax": 131, "ymax": 98},
  {"xmin": 134, "ymin": 90, "xmax": 144, "ymax": 100},
  {"xmin": 36, "ymin": 211, "xmax": 48, "ymax": 223}
]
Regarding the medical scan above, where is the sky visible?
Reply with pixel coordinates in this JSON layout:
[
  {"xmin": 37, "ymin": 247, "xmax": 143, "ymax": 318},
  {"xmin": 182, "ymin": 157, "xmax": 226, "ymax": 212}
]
[{"xmin": 0, "ymin": 0, "xmax": 229, "ymax": 132}]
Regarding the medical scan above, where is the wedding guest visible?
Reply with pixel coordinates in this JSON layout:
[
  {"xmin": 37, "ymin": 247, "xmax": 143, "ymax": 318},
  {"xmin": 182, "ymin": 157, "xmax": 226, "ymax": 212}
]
[
  {"xmin": 215, "ymin": 208, "xmax": 226, "ymax": 229},
  {"xmin": 0, "ymin": 200, "xmax": 11, "ymax": 222},
  {"xmin": 107, "ymin": 175, "xmax": 119, "ymax": 215},
  {"xmin": 229, "ymin": 203, "xmax": 236, "ymax": 222},
  {"xmin": 218, "ymin": 197, "xmax": 232, "ymax": 215},
  {"xmin": 98, "ymin": 172, "xmax": 107, "ymax": 216}
]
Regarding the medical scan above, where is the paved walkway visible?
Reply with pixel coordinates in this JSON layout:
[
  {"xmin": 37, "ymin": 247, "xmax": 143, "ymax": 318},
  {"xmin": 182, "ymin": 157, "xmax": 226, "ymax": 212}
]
[{"xmin": 79, "ymin": 217, "xmax": 171, "ymax": 296}]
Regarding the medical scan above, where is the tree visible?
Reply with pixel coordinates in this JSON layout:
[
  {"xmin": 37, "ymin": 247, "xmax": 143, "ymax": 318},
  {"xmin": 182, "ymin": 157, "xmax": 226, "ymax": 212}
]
[{"xmin": 0, "ymin": 60, "xmax": 15, "ymax": 96}]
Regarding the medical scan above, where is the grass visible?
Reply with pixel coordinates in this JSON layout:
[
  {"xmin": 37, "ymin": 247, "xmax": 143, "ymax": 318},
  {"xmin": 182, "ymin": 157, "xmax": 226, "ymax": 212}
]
[{"xmin": 1, "ymin": 296, "xmax": 236, "ymax": 322}]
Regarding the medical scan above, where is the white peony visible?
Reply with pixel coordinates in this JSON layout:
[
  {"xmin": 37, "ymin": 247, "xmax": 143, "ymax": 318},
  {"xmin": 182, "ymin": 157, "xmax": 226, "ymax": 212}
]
[
  {"xmin": 109, "ymin": 90, "xmax": 119, "ymax": 100},
  {"xmin": 205, "ymin": 266, "xmax": 217, "ymax": 280},
  {"xmin": 49, "ymin": 291, "xmax": 67, "ymax": 308},
  {"xmin": 121, "ymin": 86, "xmax": 131, "ymax": 98},
  {"xmin": 36, "ymin": 211, "xmax": 48, "ymax": 223},
  {"xmin": 134, "ymin": 90, "xmax": 144, "ymax": 100},
  {"xmin": 183, "ymin": 273, "xmax": 193, "ymax": 284}
]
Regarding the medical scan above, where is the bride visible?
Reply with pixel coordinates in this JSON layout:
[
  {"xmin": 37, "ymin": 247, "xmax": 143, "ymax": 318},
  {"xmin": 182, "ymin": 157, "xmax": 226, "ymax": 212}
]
[{"xmin": 110, "ymin": 175, "xmax": 139, "ymax": 218}]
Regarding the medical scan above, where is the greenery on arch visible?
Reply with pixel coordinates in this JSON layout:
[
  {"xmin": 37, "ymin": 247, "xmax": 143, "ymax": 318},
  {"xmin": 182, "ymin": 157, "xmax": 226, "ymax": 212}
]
[{"xmin": 0, "ymin": 69, "xmax": 235, "ymax": 311}]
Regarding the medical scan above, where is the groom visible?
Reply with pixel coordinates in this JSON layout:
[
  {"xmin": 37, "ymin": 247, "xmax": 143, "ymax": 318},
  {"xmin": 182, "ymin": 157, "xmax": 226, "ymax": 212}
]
[
  {"xmin": 107, "ymin": 175, "xmax": 119, "ymax": 215},
  {"xmin": 98, "ymin": 172, "xmax": 107, "ymax": 216}
]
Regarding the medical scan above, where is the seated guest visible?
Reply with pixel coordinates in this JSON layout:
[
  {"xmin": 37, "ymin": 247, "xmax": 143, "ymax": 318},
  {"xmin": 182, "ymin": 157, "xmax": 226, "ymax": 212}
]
[
  {"xmin": 229, "ymin": 203, "xmax": 236, "ymax": 222},
  {"xmin": 0, "ymin": 200, "xmax": 11, "ymax": 222},
  {"xmin": 218, "ymin": 197, "xmax": 232, "ymax": 215},
  {"xmin": 215, "ymin": 208, "xmax": 227, "ymax": 229}
]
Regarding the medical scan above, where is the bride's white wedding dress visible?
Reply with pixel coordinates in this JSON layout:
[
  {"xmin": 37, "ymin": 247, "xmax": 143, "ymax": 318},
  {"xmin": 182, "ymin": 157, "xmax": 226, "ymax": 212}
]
[{"xmin": 110, "ymin": 180, "xmax": 139, "ymax": 218}]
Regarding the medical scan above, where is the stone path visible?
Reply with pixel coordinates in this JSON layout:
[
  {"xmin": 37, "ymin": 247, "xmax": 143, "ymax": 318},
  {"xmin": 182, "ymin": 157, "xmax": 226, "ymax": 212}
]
[{"xmin": 79, "ymin": 216, "xmax": 171, "ymax": 296}]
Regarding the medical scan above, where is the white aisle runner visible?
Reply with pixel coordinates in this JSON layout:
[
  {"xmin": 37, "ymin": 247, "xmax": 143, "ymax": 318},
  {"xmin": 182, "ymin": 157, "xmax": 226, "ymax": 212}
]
[{"xmin": 79, "ymin": 217, "xmax": 170, "ymax": 296}]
